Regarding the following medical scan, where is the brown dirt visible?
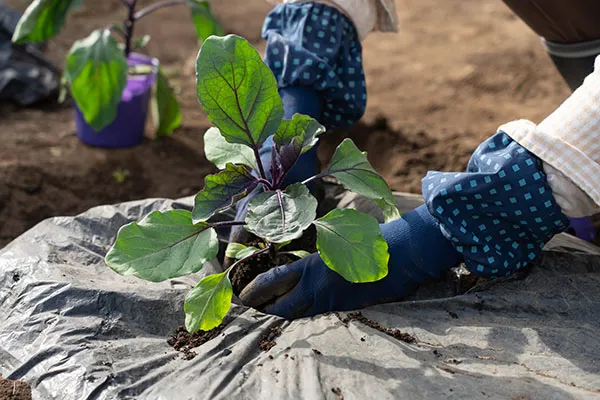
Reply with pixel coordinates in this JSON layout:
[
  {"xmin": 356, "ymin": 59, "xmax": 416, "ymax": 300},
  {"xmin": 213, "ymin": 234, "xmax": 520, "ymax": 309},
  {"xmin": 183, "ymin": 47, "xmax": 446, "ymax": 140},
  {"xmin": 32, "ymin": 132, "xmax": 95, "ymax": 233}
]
[
  {"xmin": 0, "ymin": 0, "xmax": 585, "ymax": 249},
  {"xmin": 167, "ymin": 325, "xmax": 224, "ymax": 360},
  {"xmin": 331, "ymin": 387, "xmax": 344, "ymax": 400},
  {"xmin": 259, "ymin": 326, "xmax": 283, "ymax": 352},
  {"xmin": 343, "ymin": 312, "xmax": 416, "ymax": 344},
  {"xmin": 0, "ymin": 377, "xmax": 32, "ymax": 400}
]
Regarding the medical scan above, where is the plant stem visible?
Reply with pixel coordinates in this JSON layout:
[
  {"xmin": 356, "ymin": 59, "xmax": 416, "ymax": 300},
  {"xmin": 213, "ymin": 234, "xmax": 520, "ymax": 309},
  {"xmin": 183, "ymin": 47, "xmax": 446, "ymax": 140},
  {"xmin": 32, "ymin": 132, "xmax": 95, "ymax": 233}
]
[
  {"xmin": 210, "ymin": 220, "xmax": 246, "ymax": 228},
  {"xmin": 301, "ymin": 171, "xmax": 331, "ymax": 186},
  {"xmin": 252, "ymin": 147, "xmax": 269, "ymax": 183},
  {"xmin": 123, "ymin": 0, "xmax": 138, "ymax": 58},
  {"xmin": 134, "ymin": 0, "xmax": 187, "ymax": 20},
  {"xmin": 255, "ymin": 178, "xmax": 273, "ymax": 191}
]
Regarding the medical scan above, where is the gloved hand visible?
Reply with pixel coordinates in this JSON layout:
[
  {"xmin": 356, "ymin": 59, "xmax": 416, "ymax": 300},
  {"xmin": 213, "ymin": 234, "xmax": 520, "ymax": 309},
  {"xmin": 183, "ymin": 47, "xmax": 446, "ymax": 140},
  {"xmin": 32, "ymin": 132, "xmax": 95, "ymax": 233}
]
[
  {"xmin": 239, "ymin": 204, "xmax": 463, "ymax": 319},
  {"xmin": 224, "ymin": 87, "xmax": 324, "ymax": 267}
]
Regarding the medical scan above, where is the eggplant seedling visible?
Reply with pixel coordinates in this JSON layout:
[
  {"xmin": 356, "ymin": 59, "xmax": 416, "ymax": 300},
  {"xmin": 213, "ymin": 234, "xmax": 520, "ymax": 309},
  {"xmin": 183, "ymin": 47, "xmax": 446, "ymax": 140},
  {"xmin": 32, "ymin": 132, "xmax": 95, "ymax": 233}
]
[
  {"xmin": 12, "ymin": 0, "xmax": 224, "ymax": 136},
  {"xmin": 105, "ymin": 35, "xmax": 400, "ymax": 333}
]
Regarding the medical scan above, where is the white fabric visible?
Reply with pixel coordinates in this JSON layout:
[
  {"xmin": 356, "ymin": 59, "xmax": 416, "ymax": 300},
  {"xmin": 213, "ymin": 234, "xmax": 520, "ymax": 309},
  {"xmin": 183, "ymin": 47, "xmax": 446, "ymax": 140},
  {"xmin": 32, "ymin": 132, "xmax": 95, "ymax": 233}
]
[
  {"xmin": 500, "ymin": 55, "xmax": 600, "ymax": 212},
  {"xmin": 543, "ymin": 163, "xmax": 600, "ymax": 218},
  {"xmin": 270, "ymin": 0, "xmax": 398, "ymax": 39}
]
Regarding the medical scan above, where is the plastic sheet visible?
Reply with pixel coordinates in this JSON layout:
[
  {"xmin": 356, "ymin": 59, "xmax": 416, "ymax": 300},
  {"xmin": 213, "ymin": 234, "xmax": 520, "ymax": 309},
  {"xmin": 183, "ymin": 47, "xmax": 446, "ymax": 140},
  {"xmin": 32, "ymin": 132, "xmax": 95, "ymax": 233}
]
[
  {"xmin": 1, "ymin": 193, "xmax": 599, "ymax": 399},
  {"xmin": 0, "ymin": 4, "xmax": 58, "ymax": 106}
]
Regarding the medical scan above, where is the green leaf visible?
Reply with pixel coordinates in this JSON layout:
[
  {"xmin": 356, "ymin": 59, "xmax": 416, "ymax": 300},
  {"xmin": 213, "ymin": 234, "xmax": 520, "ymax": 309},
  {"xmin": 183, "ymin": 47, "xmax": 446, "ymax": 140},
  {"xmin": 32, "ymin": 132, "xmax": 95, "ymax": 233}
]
[
  {"xmin": 12, "ymin": 0, "xmax": 83, "ymax": 44},
  {"xmin": 274, "ymin": 114, "xmax": 325, "ymax": 172},
  {"xmin": 284, "ymin": 250, "xmax": 312, "ymax": 259},
  {"xmin": 187, "ymin": 0, "xmax": 225, "ymax": 43},
  {"xmin": 225, "ymin": 243, "xmax": 260, "ymax": 259},
  {"xmin": 327, "ymin": 139, "xmax": 400, "ymax": 223},
  {"xmin": 152, "ymin": 68, "xmax": 182, "ymax": 137},
  {"xmin": 184, "ymin": 270, "xmax": 233, "ymax": 332},
  {"xmin": 193, "ymin": 163, "xmax": 258, "ymax": 223},
  {"xmin": 314, "ymin": 208, "xmax": 389, "ymax": 283},
  {"xmin": 135, "ymin": 34, "xmax": 152, "ymax": 49},
  {"xmin": 196, "ymin": 35, "xmax": 284, "ymax": 149},
  {"xmin": 65, "ymin": 29, "xmax": 128, "ymax": 131},
  {"xmin": 204, "ymin": 127, "xmax": 257, "ymax": 170},
  {"xmin": 245, "ymin": 183, "xmax": 317, "ymax": 243},
  {"xmin": 105, "ymin": 210, "xmax": 218, "ymax": 282}
]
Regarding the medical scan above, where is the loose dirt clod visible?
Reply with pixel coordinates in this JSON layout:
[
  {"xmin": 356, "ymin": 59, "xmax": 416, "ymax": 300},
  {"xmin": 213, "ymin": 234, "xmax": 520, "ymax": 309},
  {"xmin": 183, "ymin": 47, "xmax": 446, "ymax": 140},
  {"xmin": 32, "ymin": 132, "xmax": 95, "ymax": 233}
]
[
  {"xmin": 167, "ymin": 325, "xmax": 224, "ymax": 360},
  {"xmin": 259, "ymin": 326, "xmax": 283, "ymax": 352},
  {"xmin": 347, "ymin": 312, "xmax": 416, "ymax": 343},
  {"xmin": 0, "ymin": 376, "xmax": 32, "ymax": 400},
  {"xmin": 331, "ymin": 387, "xmax": 344, "ymax": 400}
]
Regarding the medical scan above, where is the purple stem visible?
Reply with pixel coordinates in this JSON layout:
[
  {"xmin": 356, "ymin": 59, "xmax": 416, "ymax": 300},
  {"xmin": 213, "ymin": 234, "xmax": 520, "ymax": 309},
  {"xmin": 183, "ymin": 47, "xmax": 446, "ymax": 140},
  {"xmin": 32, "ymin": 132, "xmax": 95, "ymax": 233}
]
[{"xmin": 123, "ymin": 0, "xmax": 138, "ymax": 58}]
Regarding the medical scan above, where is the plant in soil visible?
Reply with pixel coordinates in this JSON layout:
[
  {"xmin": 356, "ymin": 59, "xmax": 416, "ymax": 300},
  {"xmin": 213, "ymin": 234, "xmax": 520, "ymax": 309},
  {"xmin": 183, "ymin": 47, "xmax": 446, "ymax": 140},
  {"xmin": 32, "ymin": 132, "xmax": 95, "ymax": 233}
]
[
  {"xmin": 12, "ymin": 0, "xmax": 224, "ymax": 137},
  {"xmin": 105, "ymin": 34, "xmax": 400, "ymax": 333}
]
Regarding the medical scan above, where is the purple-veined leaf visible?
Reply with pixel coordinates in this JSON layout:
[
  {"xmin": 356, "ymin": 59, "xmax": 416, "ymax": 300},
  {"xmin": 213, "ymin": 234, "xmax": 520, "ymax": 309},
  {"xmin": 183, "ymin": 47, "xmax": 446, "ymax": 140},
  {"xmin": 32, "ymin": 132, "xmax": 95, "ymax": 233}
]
[
  {"xmin": 245, "ymin": 183, "xmax": 317, "ymax": 243},
  {"xmin": 196, "ymin": 35, "xmax": 283, "ymax": 149},
  {"xmin": 274, "ymin": 114, "xmax": 325, "ymax": 174},
  {"xmin": 192, "ymin": 163, "xmax": 258, "ymax": 223}
]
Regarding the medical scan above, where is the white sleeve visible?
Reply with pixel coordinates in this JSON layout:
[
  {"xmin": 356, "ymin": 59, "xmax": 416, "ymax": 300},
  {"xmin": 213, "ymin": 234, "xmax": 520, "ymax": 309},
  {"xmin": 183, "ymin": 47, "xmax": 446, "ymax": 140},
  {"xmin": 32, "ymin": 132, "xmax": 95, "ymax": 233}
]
[{"xmin": 543, "ymin": 163, "xmax": 600, "ymax": 218}]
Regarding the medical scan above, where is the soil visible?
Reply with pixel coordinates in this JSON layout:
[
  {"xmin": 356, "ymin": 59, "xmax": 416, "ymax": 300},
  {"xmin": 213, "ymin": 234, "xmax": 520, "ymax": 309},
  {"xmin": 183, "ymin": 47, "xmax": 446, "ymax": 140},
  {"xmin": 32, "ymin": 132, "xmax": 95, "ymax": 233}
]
[
  {"xmin": 342, "ymin": 312, "xmax": 417, "ymax": 344},
  {"xmin": 230, "ymin": 226, "xmax": 317, "ymax": 295},
  {"xmin": 167, "ymin": 325, "xmax": 225, "ymax": 360},
  {"xmin": 0, "ymin": 377, "xmax": 32, "ymax": 400},
  {"xmin": 2, "ymin": 0, "xmax": 590, "ymax": 249},
  {"xmin": 331, "ymin": 387, "xmax": 344, "ymax": 400},
  {"xmin": 259, "ymin": 326, "xmax": 283, "ymax": 352}
]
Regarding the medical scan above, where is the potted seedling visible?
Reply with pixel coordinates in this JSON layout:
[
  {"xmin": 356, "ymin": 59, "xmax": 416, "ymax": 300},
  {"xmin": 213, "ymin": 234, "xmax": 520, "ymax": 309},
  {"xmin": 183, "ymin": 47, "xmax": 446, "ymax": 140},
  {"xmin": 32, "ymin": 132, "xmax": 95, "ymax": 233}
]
[
  {"xmin": 105, "ymin": 35, "xmax": 401, "ymax": 333},
  {"xmin": 12, "ymin": 0, "xmax": 224, "ymax": 148}
]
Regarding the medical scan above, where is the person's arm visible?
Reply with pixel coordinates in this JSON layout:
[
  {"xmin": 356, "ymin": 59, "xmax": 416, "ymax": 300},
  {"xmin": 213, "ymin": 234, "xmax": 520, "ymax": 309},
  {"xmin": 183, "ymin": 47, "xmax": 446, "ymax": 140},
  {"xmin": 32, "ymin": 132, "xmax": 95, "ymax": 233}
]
[{"xmin": 239, "ymin": 55, "xmax": 600, "ymax": 319}]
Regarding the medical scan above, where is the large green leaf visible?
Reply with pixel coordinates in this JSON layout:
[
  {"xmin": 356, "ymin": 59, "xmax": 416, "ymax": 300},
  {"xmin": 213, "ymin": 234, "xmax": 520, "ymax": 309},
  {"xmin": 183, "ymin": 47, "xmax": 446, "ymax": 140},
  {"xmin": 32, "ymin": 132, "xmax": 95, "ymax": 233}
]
[
  {"xmin": 274, "ymin": 114, "xmax": 325, "ymax": 172},
  {"xmin": 196, "ymin": 35, "xmax": 284, "ymax": 148},
  {"xmin": 187, "ymin": 0, "xmax": 225, "ymax": 43},
  {"xmin": 327, "ymin": 139, "xmax": 400, "ymax": 222},
  {"xmin": 314, "ymin": 209, "xmax": 389, "ymax": 283},
  {"xmin": 184, "ymin": 270, "xmax": 233, "ymax": 332},
  {"xmin": 152, "ymin": 68, "xmax": 182, "ymax": 137},
  {"xmin": 204, "ymin": 127, "xmax": 257, "ymax": 170},
  {"xmin": 193, "ymin": 163, "xmax": 258, "ymax": 223},
  {"xmin": 12, "ymin": 0, "xmax": 83, "ymax": 44},
  {"xmin": 65, "ymin": 29, "xmax": 128, "ymax": 131},
  {"xmin": 245, "ymin": 183, "xmax": 317, "ymax": 243},
  {"xmin": 105, "ymin": 210, "xmax": 218, "ymax": 282}
]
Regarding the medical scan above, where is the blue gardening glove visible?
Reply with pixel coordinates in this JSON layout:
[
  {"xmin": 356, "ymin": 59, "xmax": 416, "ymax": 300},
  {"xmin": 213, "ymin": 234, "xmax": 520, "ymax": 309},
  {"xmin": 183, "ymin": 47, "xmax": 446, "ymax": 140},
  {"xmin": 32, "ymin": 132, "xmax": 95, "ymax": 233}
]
[
  {"xmin": 224, "ymin": 87, "xmax": 324, "ymax": 267},
  {"xmin": 239, "ymin": 205, "xmax": 463, "ymax": 319}
]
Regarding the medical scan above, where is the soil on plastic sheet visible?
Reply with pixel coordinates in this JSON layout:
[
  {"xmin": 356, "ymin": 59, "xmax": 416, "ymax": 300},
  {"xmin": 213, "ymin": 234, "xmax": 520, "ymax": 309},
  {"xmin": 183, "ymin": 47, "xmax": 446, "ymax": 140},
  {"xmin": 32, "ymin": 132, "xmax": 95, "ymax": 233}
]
[
  {"xmin": 167, "ymin": 325, "xmax": 225, "ymax": 360},
  {"xmin": 1, "ymin": 0, "xmax": 592, "ymax": 249},
  {"xmin": 340, "ymin": 311, "xmax": 417, "ymax": 344},
  {"xmin": 0, "ymin": 376, "xmax": 32, "ymax": 400}
]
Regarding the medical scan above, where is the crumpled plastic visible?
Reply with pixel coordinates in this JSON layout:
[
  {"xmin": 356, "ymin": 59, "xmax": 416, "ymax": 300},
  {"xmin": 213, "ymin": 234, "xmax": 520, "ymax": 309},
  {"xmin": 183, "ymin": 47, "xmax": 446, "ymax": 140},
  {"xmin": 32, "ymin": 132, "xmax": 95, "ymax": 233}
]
[
  {"xmin": 0, "ymin": 4, "xmax": 57, "ymax": 106},
  {"xmin": 0, "ymin": 193, "xmax": 599, "ymax": 399}
]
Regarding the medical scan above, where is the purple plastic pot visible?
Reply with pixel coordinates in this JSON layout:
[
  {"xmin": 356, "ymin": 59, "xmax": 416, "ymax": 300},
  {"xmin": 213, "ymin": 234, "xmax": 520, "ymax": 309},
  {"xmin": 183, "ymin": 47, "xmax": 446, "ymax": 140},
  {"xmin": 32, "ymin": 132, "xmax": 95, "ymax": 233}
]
[
  {"xmin": 74, "ymin": 53, "xmax": 159, "ymax": 148},
  {"xmin": 567, "ymin": 217, "xmax": 597, "ymax": 242}
]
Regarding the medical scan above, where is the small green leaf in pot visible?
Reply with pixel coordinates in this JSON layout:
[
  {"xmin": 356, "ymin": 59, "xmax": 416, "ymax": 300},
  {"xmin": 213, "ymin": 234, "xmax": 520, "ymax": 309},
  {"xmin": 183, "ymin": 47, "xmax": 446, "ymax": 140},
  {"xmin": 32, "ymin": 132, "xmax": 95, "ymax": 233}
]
[
  {"xmin": 274, "ymin": 114, "xmax": 325, "ymax": 172},
  {"xmin": 185, "ymin": 270, "xmax": 233, "ymax": 332},
  {"xmin": 105, "ymin": 210, "xmax": 218, "ymax": 282},
  {"xmin": 12, "ymin": 0, "xmax": 83, "ymax": 44},
  {"xmin": 314, "ymin": 208, "xmax": 389, "ymax": 283},
  {"xmin": 152, "ymin": 67, "xmax": 182, "ymax": 137},
  {"xmin": 245, "ymin": 183, "xmax": 318, "ymax": 243},
  {"xmin": 64, "ymin": 29, "xmax": 128, "ymax": 131},
  {"xmin": 327, "ymin": 139, "xmax": 400, "ymax": 223},
  {"xmin": 204, "ymin": 127, "xmax": 257, "ymax": 170},
  {"xmin": 192, "ymin": 163, "xmax": 258, "ymax": 223},
  {"xmin": 225, "ymin": 243, "xmax": 260, "ymax": 260},
  {"xmin": 187, "ymin": 0, "xmax": 225, "ymax": 43},
  {"xmin": 196, "ymin": 35, "xmax": 284, "ymax": 149}
]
